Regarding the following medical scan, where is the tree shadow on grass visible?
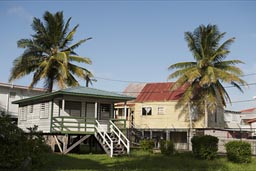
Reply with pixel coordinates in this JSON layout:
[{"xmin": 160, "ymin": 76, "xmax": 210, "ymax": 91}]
[
  {"xmin": 37, "ymin": 151, "xmax": 230, "ymax": 171},
  {"xmin": 109, "ymin": 152, "xmax": 229, "ymax": 171},
  {"xmin": 37, "ymin": 153, "xmax": 107, "ymax": 171}
]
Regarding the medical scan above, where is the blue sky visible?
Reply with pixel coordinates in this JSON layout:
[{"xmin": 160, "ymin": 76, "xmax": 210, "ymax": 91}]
[{"xmin": 1, "ymin": 1, "xmax": 256, "ymax": 111}]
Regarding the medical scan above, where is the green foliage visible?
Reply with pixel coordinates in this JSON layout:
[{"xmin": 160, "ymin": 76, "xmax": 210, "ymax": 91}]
[
  {"xmin": 191, "ymin": 135, "xmax": 219, "ymax": 160},
  {"xmin": 225, "ymin": 141, "xmax": 251, "ymax": 163},
  {"xmin": 168, "ymin": 24, "xmax": 247, "ymax": 113},
  {"xmin": 9, "ymin": 11, "xmax": 93, "ymax": 92},
  {"xmin": 160, "ymin": 140, "xmax": 175, "ymax": 155},
  {"xmin": 140, "ymin": 139, "xmax": 154, "ymax": 152},
  {"xmin": 0, "ymin": 113, "xmax": 28, "ymax": 169},
  {"xmin": 0, "ymin": 112, "xmax": 51, "ymax": 170},
  {"xmin": 26, "ymin": 126, "xmax": 52, "ymax": 166}
]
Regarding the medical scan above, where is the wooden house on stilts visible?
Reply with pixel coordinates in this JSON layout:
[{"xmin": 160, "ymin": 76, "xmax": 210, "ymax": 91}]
[{"xmin": 13, "ymin": 86, "xmax": 135, "ymax": 157}]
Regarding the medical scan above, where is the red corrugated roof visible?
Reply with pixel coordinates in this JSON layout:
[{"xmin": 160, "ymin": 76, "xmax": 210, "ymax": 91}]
[
  {"xmin": 136, "ymin": 82, "xmax": 186, "ymax": 102},
  {"xmin": 246, "ymin": 118, "xmax": 256, "ymax": 123},
  {"xmin": 240, "ymin": 108, "xmax": 256, "ymax": 113}
]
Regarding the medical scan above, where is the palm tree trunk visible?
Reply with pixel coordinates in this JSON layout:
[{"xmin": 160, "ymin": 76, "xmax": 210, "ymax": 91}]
[
  {"xmin": 204, "ymin": 100, "xmax": 208, "ymax": 128},
  {"xmin": 188, "ymin": 103, "xmax": 193, "ymax": 150},
  {"xmin": 48, "ymin": 79, "xmax": 54, "ymax": 92}
]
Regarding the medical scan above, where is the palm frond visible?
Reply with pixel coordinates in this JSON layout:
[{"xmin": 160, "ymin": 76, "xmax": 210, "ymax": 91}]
[{"xmin": 69, "ymin": 55, "xmax": 92, "ymax": 64}]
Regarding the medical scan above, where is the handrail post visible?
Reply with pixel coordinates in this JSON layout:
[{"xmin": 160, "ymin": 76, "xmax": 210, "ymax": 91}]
[{"xmin": 110, "ymin": 141, "xmax": 113, "ymax": 157}]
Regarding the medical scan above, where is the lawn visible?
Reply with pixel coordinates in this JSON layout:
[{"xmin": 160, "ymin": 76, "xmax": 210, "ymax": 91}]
[{"xmin": 38, "ymin": 150, "xmax": 256, "ymax": 171}]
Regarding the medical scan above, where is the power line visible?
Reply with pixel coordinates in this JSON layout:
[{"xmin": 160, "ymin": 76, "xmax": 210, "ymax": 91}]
[{"xmin": 93, "ymin": 72, "xmax": 256, "ymax": 84}]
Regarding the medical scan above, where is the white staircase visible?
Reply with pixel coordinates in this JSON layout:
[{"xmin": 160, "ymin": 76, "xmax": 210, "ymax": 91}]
[{"xmin": 94, "ymin": 120, "xmax": 130, "ymax": 157}]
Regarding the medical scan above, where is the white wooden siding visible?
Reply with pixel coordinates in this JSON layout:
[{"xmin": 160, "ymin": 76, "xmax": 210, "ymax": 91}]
[{"xmin": 18, "ymin": 101, "xmax": 52, "ymax": 133}]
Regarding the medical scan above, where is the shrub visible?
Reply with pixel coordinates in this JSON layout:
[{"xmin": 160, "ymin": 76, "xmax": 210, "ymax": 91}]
[
  {"xmin": 0, "ymin": 112, "xmax": 51, "ymax": 170},
  {"xmin": 140, "ymin": 139, "xmax": 154, "ymax": 152},
  {"xmin": 191, "ymin": 135, "xmax": 219, "ymax": 160},
  {"xmin": 160, "ymin": 140, "xmax": 174, "ymax": 155},
  {"xmin": 225, "ymin": 141, "xmax": 251, "ymax": 163}
]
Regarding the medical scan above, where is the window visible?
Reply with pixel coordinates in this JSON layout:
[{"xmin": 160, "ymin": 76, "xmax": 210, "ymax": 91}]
[
  {"xmin": 20, "ymin": 106, "xmax": 27, "ymax": 120},
  {"xmin": 9, "ymin": 92, "xmax": 16, "ymax": 98},
  {"xmin": 100, "ymin": 104, "xmax": 111, "ymax": 120},
  {"xmin": 142, "ymin": 107, "xmax": 152, "ymax": 116},
  {"xmin": 40, "ymin": 102, "xmax": 49, "ymax": 118},
  {"xmin": 65, "ymin": 101, "xmax": 81, "ymax": 117},
  {"xmin": 157, "ymin": 107, "xmax": 165, "ymax": 115},
  {"xmin": 29, "ymin": 105, "xmax": 33, "ymax": 113}
]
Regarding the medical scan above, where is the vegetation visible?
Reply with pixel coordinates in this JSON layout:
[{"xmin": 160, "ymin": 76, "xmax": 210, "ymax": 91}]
[
  {"xmin": 36, "ymin": 150, "xmax": 256, "ymax": 171},
  {"xmin": 225, "ymin": 141, "xmax": 252, "ymax": 163},
  {"xmin": 160, "ymin": 140, "xmax": 175, "ymax": 155},
  {"xmin": 0, "ymin": 112, "xmax": 51, "ymax": 170},
  {"xmin": 191, "ymin": 135, "xmax": 219, "ymax": 160},
  {"xmin": 168, "ymin": 24, "xmax": 247, "ymax": 115},
  {"xmin": 140, "ymin": 139, "xmax": 155, "ymax": 152},
  {"xmin": 9, "ymin": 11, "xmax": 93, "ymax": 92}
]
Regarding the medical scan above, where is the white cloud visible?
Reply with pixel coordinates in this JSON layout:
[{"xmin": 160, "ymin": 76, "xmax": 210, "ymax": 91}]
[{"xmin": 7, "ymin": 6, "xmax": 33, "ymax": 23}]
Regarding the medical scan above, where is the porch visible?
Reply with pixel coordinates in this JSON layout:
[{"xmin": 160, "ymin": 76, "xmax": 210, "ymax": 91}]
[
  {"xmin": 49, "ymin": 116, "xmax": 129, "ymax": 157},
  {"xmin": 50, "ymin": 116, "xmax": 127, "ymax": 134}
]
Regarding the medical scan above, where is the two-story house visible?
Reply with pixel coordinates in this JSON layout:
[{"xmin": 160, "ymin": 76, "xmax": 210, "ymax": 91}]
[{"xmin": 0, "ymin": 82, "xmax": 45, "ymax": 121}]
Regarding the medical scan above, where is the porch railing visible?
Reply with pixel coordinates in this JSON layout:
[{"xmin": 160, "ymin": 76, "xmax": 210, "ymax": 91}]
[
  {"xmin": 111, "ymin": 119, "xmax": 126, "ymax": 129},
  {"xmin": 95, "ymin": 120, "xmax": 113, "ymax": 157},
  {"xmin": 51, "ymin": 116, "xmax": 95, "ymax": 134},
  {"xmin": 109, "ymin": 120, "xmax": 130, "ymax": 154}
]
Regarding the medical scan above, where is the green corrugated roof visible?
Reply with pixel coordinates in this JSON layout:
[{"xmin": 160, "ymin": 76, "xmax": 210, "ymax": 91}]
[{"xmin": 12, "ymin": 86, "xmax": 135, "ymax": 104}]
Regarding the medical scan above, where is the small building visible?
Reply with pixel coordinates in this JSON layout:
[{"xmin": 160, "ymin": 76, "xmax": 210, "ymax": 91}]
[
  {"xmin": 117, "ymin": 82, "xmax": 225, "ymax": 150},
  {"xmin": 114, "ymin": 83, "xmax": 146, "ymax": 127},
  {"xmin": 0, "ymin": 82, "xmax": 45, "ymax": 120},
  {"xmin": 13, "ymin": 86, "xmax": 135, "ymax": 157}
]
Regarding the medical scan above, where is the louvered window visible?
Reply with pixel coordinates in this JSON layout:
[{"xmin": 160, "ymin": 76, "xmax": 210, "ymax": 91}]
[
  {"xmin": 40, "ymin": 102, "xmax": 49, "ymax": 118},
  {"xmin": 157, "ymin": 107, "xmax": 165, "ymax": 115},
  {"xmin": 20, "ymin": 106, "xmax": 27, "ymax": 120},
  {"xmin": 29, "ymin": 105, "xmax": 33, "ymax": 113}
]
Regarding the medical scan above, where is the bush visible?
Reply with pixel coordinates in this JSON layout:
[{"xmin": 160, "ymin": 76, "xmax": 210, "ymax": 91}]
[
  {"xmin": 191, "ymin": 135, "xmax": 219, "ymax": 160},
  {"xmin": 225, "ymin": 141, "xmax": 251, "ymax": 163},
  {"xmin": 0, "ymin": 113, "xmax": 51, "ymax": 170},
  {"xmin": 160, "ymin": 140, "xmax": 174, "ymax": 155},
  {"xmin": 140, "ymin": 139, "xmax": 154, "ymax": 152}
]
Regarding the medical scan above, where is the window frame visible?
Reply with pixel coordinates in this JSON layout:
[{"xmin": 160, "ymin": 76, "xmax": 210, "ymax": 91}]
[
  {"xmin": 157, "ymin": 107, "xmax": 165, "ymax": 115},
  {"xmin": 40, "ymin": 102, "xmax": 49, "ymax": 119},
  {"xmin": 142, "ymin": 107, "xmax": 152, "ymax": 116}
]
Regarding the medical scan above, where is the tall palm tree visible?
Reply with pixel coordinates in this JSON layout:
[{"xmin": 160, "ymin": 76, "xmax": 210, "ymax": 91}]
[
  {"xmin": 168, "ymin": 24, "xmax": 247, "ymax": 115},
  {"xmin": 9, "ymin": 11, "xmax": 93, "ymax": 92}
]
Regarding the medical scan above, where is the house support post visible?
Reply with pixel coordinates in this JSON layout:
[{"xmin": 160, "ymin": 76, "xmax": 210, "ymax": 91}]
[
  {"xmin": 64, "ymin": 135, "xmax": 91, "ymax": 154},
  {"xmin": 54, "ymin": 135, "xmax": 63, "ymax": 153},
  {"xmin": 166, "ymin": 130, "xmax": 170, "ymax": 141},
  {"xmin": 150, "ymin": 130, "xmax": 153, "ymax": 139},
  {"xmin": 63, "ymin": 134, "xmax": 68, "ymax": 154}
]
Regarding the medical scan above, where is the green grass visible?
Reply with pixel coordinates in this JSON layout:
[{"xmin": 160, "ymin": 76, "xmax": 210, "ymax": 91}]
[{"xmin": 37, "ymin": 150, "xmax": 256, "ymax": 171}]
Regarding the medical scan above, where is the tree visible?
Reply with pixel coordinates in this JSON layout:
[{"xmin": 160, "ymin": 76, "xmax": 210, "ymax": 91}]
[
  {"xmin": 9, "ymin": 11, "xmax": 93, "ymax": 92},
  {"xmin": 168, "ymin": 24, "xmax": 247, "ymax": 115}
]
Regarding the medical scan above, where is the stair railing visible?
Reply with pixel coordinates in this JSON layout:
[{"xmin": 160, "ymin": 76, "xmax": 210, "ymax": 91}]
[
  {"xmin": 109, "ymin": 120, "xmax": 130, "ymax": 154},
  {"xmin": 95, "ymin": 120, "xmax": 113, "ymax": 157}
]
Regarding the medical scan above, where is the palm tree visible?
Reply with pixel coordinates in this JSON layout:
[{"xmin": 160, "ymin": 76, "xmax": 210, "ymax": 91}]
[
  {"xmin": 168, "ymin": 24, "xmax": 247, "ymax": 115},
  {"xmin": 9, "ymin": 11, "xmax": 93, "ymax": 92}
]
